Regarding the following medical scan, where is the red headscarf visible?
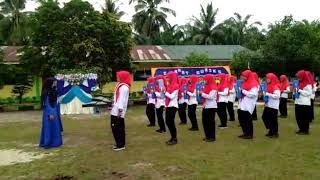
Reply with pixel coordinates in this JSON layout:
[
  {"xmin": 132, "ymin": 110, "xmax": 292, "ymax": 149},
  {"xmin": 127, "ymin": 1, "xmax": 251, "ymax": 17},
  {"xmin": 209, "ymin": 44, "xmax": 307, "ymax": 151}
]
[
  {"xmin": 203, "ymin": 74, "xmax": 217, "ymax": 94},
  {"xmin": 165, "ymin": 71, "xmax": 179, "ymax": 106},
  {"xmin": 241, "ymin": 70, "xmax": 259, "ymax": 91},
  {"xmin": 155, "ymin": 75, "xmax": 166, "ymax": 92},
  {"xmin": 217, "ymin": 74, "xmax": 228, "ymax": 92},
  {"xmin": 305, "ymin": 71, "xmax": 315, "ymax": 85},
  {"xmin": 279, "ymin": 75, "xmax": 290, "ymax": 92},
  {"xmin": 115, "ymin": 71, "xmax": 131, "ymax": 102},
  {"xmin": 188, "ymin": 75, "xmax": 198, "ymax": 92},
  {"xmin": 266, "ymin": 73, "xmax": 280, "ymax": 93},
  {"xmin": 147, "ymin": 77, "xmax": 155, "ymax": 93},
  {"xmin": 179, "ymin": 77, "xmax": 188, "ymax": 99},
  {"xmin": 228, "ymin": 75, "xmax": 237, "ymax": 90},
  {"xmin": 252, "ymin": 72, "xmax": 259, "ymax": 84},
  {"xmin": 296, "ymin": 70, "xmax": 312, "ymax": 89}
]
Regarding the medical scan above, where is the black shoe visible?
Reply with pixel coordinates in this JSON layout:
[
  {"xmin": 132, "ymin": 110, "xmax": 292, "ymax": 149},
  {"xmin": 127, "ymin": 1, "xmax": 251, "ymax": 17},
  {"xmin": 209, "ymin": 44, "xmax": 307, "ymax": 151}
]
[
  {"xmin": 219, "ymin": 125, "xmax": 228, "ymax": 129},
  {"xmin": 156, "ymin": 129, "xmax": 165, "ymax": 133},
  {"xmin": 147, "ymin": 124, "xmax": 155, "ymax": 127},
  {"xmin": 241, "ymin": 135, "xmax": 253, "ymax": 139},
  {"xmin": 296, "ymin": 131, "xmax": 309, "ymax": 135},
  {"xmin": 113, "ymin": 146, "xmax": 125, "ymax": 151},
  {"xmin": 205, "ymin": 138, "xmax": 216, "ymax": 142},
  {"xmin": 279, "ymin": 115, "xmax": 287, "ymax": 118},
  {"xmin": 179, "ymin": 122, "xmax": 187, "ymax": 125},
  {"xmin": 229, "ymin": 119, "xmax": 235, "ymax": 122},
  {"xmin": 269, "ymin": 134, "xmax": 279, "ymax": 138},
  {"xmin": 238, "ymin": 134, "xmax": 245, "ymax": 138},
  {"xmin": 166, "ymin": 139, "xmax": 177, "ymax": 145},
  {"xmin": 189, "ymin": 127, "xmax": 199, "ymax": 131},
  {"xmin": 265, "ymin": 133, "xmax": 272, "ymax": 137}
]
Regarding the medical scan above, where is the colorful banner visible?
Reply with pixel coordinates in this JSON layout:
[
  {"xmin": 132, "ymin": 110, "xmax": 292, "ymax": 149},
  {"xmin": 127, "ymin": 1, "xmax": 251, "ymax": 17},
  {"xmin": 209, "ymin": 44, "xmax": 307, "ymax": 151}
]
[{"xmin": 151, "ymin": 66, "xmax": 231, "ymax": 77}]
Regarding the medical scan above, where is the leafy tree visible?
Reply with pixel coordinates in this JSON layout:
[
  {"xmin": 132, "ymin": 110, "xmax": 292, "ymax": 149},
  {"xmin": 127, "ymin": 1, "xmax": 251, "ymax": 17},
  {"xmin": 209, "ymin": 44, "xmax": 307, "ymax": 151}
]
[
  {"xmin": 102, "ymin": 0, "xmax": 125, "ymax": 18},
  {"xmin": 181, "ymin": 52, "xmax": 214, "ymax": 67},
  {"xmin": 186, "ymin": 3, "xmax": 224, "ymax": 45},
  {"xmin": 11, "ymin": 70, "xmax": 33, "ymax": 104},
  {"xmin": 20, "ymin": 0, "xmax": 133, "ymax": 84},
  {"xmin": 131, "ymin": 0, "xmax": 176, "ymax": 40},
  {"xmin": 231, "ymin": 49, "xmax": 264, "ymax": 76}
]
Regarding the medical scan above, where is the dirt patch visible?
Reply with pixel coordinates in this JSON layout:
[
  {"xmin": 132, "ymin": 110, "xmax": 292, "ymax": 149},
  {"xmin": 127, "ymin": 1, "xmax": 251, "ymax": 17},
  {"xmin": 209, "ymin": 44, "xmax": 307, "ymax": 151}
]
[
  {"xmin": 0, "ymin": 149, "xmax": 50, "ymax": 166},
  {"xmin": 52, "ymin": 174, "xmax": 76, "ymax": 180},
  {"xmin": 130, "ymin": 162, "xmax": 153, "ymax": 168}
]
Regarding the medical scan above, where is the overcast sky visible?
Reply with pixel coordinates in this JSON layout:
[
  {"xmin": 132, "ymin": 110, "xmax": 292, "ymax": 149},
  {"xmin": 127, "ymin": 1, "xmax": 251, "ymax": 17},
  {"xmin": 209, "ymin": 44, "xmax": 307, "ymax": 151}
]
[{"xmin": 25, "ymin": 0, "xmax": 320, "ymax": 29}]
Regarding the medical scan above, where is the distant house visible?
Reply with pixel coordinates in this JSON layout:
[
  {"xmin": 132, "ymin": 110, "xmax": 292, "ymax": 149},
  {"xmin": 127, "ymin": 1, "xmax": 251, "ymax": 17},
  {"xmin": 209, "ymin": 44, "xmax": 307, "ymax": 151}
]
[{"xmin": 1, "ymin": 45, "xmax": 246, "ymax": 79}]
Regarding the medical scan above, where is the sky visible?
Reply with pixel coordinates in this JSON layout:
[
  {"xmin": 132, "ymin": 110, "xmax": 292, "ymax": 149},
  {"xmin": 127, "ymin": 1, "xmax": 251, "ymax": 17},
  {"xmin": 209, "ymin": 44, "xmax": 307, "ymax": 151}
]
[{"xmin": 25, "ymin": 0, "xmax": 320, "ymax": 29}]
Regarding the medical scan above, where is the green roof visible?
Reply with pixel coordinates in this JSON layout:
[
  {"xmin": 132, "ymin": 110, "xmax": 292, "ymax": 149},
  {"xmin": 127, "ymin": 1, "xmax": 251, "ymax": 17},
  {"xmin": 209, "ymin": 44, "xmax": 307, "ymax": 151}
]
[{"xmin": 161, "ymin": 45, "xmax": 246, "ymax": 60}]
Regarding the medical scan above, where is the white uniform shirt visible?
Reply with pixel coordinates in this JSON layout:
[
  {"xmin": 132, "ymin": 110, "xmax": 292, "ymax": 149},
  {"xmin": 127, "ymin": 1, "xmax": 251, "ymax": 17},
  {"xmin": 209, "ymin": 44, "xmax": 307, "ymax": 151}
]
[
  {"xmin": 238, "ymin": 87, "xmax": 259, "ymax": 114},
  {"xmin": 111, "ymin": 85, "xmax": 129, "ymax": 118},
  {"xmin": 187, "ymin": 89, "xmax": 198, "ymax": 105},
  {"xmin": 147, "ymin": 93, "xmax": 156, "ymax": 104},
  {"xmin": 165, "ymin": 90, "xmax": 179, "ymax": 108},
  {"xmin": 295, "ymin": 85, "xmax": 312, "ymax": 106},
  {"xmin": 218, "ymin": 88, "xmax": 229, "ymax": 103},
  {"xmin": 266, "ymin": 90, "xmax": 281, "ymax": 110},
  {"xmin": 201, "ymin": 90, "xmax": 217, "ymax": 109},
  {"xmin": 155, "ymin": 92, "xmax": 165, "ymax": 108},
  {"xmin": 280, "ymin": 86, "xmax": 291, "ymax": 99},
  {"xmin": 228, "ymin": 87, "xmax": 236, "ymax": 103}
]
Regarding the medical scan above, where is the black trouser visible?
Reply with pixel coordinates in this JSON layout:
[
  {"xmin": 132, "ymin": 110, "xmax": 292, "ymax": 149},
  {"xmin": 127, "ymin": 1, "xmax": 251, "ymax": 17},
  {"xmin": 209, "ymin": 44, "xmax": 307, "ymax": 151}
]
[
  {"xmin": 156, "ymin": 106, "xmax": 166, "ymax": 131},
  {"xmin": 217, "ymin": 102, "xmax": 228, "ymax": 126},
  {"xmin": 279, "ymin": 98, "xmax": 288, "ymax": 117},
  {"xmin": 146, "ymin": 104, "xmax": 156, "ymax": 125},
  {"xmin": 165, "ymin": 107, "xmax": 178, "ymax": 139},
  {"xmin": 262, "ymin": 107, "xmax": 278, "ymax": 135},
  {"xmin": 202, "ymin": 108, "xmax": 216, "ymax": 140},
  {"xmin": 188, "ymin": 104, "xmax": 198, "ymax": 129},
  {"xmin": 111, "ymin": 115, "xmax": 125, "ymax": 148},
  {"xmin": 227, "ymin": 101, "xmax": 235, "ymax": 121},
  {"xmin": 311, "ymin": 99, "xmax": 314, "ymax": 122},
  {"xmin": 252, "ymin": 106, "xmax": 258, "ymax": 120},
  {"xmin": 295, "ymin": 105, "xmax": 311, "ymax": 133},
  {"xmin": 178, "ymin": 103, "xmax": 187, "ymax": 124},
  {"xmin": 238, "ymin": 109, "xmax": 253, "ymax": 136}
]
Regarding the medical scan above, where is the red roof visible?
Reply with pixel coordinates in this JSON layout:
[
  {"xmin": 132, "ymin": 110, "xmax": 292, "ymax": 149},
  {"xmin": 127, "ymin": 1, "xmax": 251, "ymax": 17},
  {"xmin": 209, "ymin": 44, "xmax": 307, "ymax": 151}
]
[{"xmin": 1, "ymin": 46, "xmax": 22, "ymax": 64}]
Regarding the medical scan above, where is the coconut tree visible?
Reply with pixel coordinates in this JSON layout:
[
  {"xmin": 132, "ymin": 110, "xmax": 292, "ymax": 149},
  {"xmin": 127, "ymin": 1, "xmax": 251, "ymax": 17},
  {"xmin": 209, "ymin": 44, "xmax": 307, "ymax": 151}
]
[
  {"xmin": 187, "ymin": 2, "xmax": 224, "ymax": 45},
  {"xmin": 102, "ymin": 0, "xmax": 125, "ymax": 18},
  {"xmin": 224, "ymin": 13, "xmax": 262, "ymax": 45},
  {"xmin": 0, "ymin": 0, "xmax": 30, "ymax": 45},
  {"xmin": 130, "ymin": 0, "xmax": 176, "ymax": 40}
]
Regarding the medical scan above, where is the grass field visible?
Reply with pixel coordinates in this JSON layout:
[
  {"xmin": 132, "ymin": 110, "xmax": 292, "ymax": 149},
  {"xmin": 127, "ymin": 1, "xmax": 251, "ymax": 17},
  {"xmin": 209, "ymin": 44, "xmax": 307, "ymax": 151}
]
[{"xmin": 0, "ymin": 105, "xmax": 320, "ymax": 179}]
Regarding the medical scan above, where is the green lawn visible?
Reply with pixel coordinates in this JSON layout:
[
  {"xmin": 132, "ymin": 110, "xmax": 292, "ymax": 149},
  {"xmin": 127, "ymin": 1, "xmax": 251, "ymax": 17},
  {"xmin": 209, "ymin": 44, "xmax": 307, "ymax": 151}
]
[{"xmin": 0, "ymin": 105, "xmax": 320, "ymax": 179}]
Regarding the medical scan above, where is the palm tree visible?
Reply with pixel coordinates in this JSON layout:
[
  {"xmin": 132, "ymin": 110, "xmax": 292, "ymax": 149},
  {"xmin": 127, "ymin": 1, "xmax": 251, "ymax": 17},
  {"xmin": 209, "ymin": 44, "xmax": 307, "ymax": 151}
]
[
  {"xmin": 0, "ymin": 0, "xmax": 30, "ymax": 45},
  {"xmin": 224, "ymin": 13, "xmax": 262, "ymax": 45},
  {"xmin": 158, "ymin": 24, "xmax": 184, "ymax": 45},
  {"xmin": 188, "ymin": 2, "xmax": 224, "ymax": 45},
  {"xmin": 131, "ymin": 0, "xmax": 176, "ymax": 40},
  {"xmin": 102, "ymin": 0, "xmax": 125, "ymax": 18}
]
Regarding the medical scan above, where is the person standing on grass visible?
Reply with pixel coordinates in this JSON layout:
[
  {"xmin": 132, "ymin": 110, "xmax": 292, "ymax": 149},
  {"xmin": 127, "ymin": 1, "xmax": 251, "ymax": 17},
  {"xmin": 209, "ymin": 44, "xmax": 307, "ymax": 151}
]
[
  {"xmin": 145, "ymin": 77, "xmax": 156, "ymax": 127},
  {"xmin": 237, "ymin": 70, "xmax": 259, "ymax": 139},
  {"xmin": 110, "ymin": 71, "xmax": 131, "ymax": 151},
  {"xmin": 262, "ymin": 73, "xmax": 281, "ymax": 138},
  {"xmin": 252, "ymin": 72, "xmax": 259, "ymax": 121},
  {"xmin": 187, "ymin": 74, "xmax": 199, "ymax": 131},
  {"xmin": 178, "ymin": 77, "xmax": 188, "ymax": 125},
  {"xmin": 201, "ymin": 74, "xmax": 218, "ymax": 142},
  {"xmin": 39, "ymin": 77, "xmax": 63, "ymax": 149},
  {"xmin": 305, "ymin": 71, "xmax": 317, "ymax": 122},
  {"xmin": 155, "ymin": 75, "xmax": 166, "ymax": 133},
  {"xmin": 216, "ymin": 74, "xmax": 229, "ymax": 129},
  {"xmin": 279, "ymin": 75, "xmax": 290, "ymax": 118},
  {"xmin": 294, "ymin": 70, "xmax": 313, "ymax": 135},
  {"xmin": 227, "ymin": 75, "xmax": 237, "ymax": 122},
  {"xmin": 164, "ymin": 71, "xmax": 179, "ymax": 145}
]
